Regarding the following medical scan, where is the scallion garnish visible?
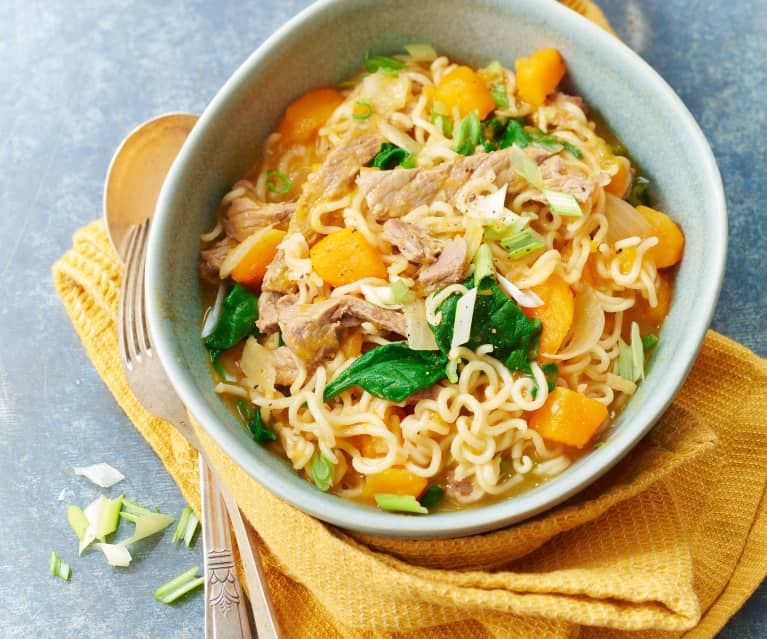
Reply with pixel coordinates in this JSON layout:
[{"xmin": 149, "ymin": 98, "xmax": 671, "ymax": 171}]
[
  {"xmin": 390, "ymin": 279, "xmax": 416, "ymax": 305},
  {"xmin": 364, "ymin": 54, "xmax": 406, "ymax": 75},
  {"xmin": 543, "ymin": 189, "xmax": 583, "ymax": 217},
  {"xmin": 490, "ymin": 83, "xmax": 509, "ymax": 108},
  {"xmin": 611, "ymin": 144, "xmax": 628, "ymax": 156},
  {"xmin": 374, "ymin": 493, "xmax": 428, "ymax": 514},
  {"xmin": 172, "ymin": 506, "xmax": 200, "ymax": 548},
  {"xmin": 499, "ymin": 228, "xmax": 545, "ymax": 259},
  {"xmin": 404, "ymin": 43, "xmax": 437, "ymax": 62},
  {"xmin": 49, "ymin": 551, "xmax": 71, "ymax": 581},
  {"xmin": 266, "ymin": 170, "xmax": 292, "ymax": 195},
  {"xmin": 445, "ymin": 356, "xmax": 460, "ymax": 383},
  {"xmin": 642, "ymin": 333, "xmax": 659, "ymax": 351},
  {"xmin": 431, "ymin": 101, "xmax": 453, "ymax": 136},
  {"xmin": 154, "ymin": 566, "xmax": 205, "ymax": 604},
  {"xmin": 628, "ymin": 177, "xmax": 651, "ymax": 206},
  {"xmin": 67, "ymin": 505, "xmax": 89, "ymax": 541},
  {"xmin": 508, "ymin": 145, "xmax": 543, "ymax": 188},
  {"xmin": 370, "ymin": 142, "xmax": 414, "ymax": 170},
  {"xmin": 96, "ymin": 494, "xmax": 124, "ymax": 542},
  {"xmin": 310, "ymin": 451, "xmax": 334, "ymax": 492},
  {"xmin": 454, "ymin": 112, "xmax": 481, "ymax": 155},
  {"xmin": 121, "ymin": 511, "xmax": 175, "ymax": 545},
  {"xmin": 352, "ymin": 99, "xmax": 373, "ymax": 121},
  {"xmin": 419, "ymin": 485, "xmax": 444, "ymax": 509},
  {"xmin": 473, "ymin": 243, "xmax": 495, "ymax": 286}
]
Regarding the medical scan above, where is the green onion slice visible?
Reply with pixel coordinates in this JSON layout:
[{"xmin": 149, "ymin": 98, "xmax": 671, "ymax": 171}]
[
  {"xmin": 543, "ymin": 189, "xmax": 583, "ymax": 217},
  {"xmin": 390, "ymin": 279, "xmax": 416, "ymax": 305},
  {"xmin": 499, "ymin": 228, "xmax": 545, "ymax": 260},
  {"xmin": 404, "ymin": 43, "xmax": 437, "ymax": 62},
  {"xmin": 49, "ymin": 551, "xmax": 71, "ymax": 581},
  {"xmin": 615, "ymin": 338, "xmax": 634, "ymax": 381},
  {"xmin": 374, "ymin": 494, "xmax": 428, "ymax": 514},
  {"xmin": 172, "ymin": 506, "xmax": 200, "ymax": 548},
  {"xmin": 473, "ymin": 243, "xmax": 495, "ymax": 286},
  {"xmin": 364, "ymin": 54, "xmax": 406, "ymax": 75},
  {"xmin": 445, "ymin": 356, "xmax": 460, "ymax": 384},
  {"xmin": 310, "ymin": 452, "xmax": 334, "ymax": 492},
  {"xmin": 352, "ymin": 99, "xmax": 373, "ymax": 121},
  {"xmin": 266, "ymin": 170, "xmax": 292, "ymax": 195},
  {"xmin": 96, "ymin": 494, "xmax": 124, "ymax": 542},
  {"xmin": 642, "ymin": 333, "xmax": 659, "ymax": 351},
  {"xmin": 490, "ymin": 83, "xmax": 509, "ymax": 108},
  {"xmin": 154, "ymin": 566, "xmax": 205, "ymax": 604},
  {"xmin": 454, "ymin": 112, "xmax": 481, "ymax": 156},
  {"xmin": 508, "ymin": 145, "xmax": 543, "ymax": 188},
  {"xmin": 628, "ymin": 177, "xmax": 651, "ymax": 206},
  {"xmin": 67, "ymin": 505, "xmax": 89, "ymax": 542},
  {"xmin": 121, "ymin": 511, "xmax": 175, "ymax": 546}
]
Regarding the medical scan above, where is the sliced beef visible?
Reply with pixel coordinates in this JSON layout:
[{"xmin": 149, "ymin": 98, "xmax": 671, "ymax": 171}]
[
  {"xmin": 277, "ymin": 295, "xmax": 406, "ymax": 365},
  {"xmin": 382, "ymin": 219, "xmax": 439, "ymax": 265},
  {"xmin": 548, "ymin": 91, "xmax": 589, "ymax": 114},
  {"xmin": 199, "ymin": 237, "xmax": 236, "ymax": 283},
  {"xmin": 261, "ymin": 249, "xmax": 294, "ymax": 294},
  {"xmin": 290, "ymin": 134, "xmax": 383, "ymax": 236},
  {"xmin": 272, "ymin": 346, "xmax": 300, "ymax": 387},
  {"xmin": 418, "ymin": 237, "xmax": 467, "ymax": 288},
  {"xmin": 224, "ymin": 198, "xmax": 296, "ymax": 241},
  {"xmin": 445, "ymin": 472, "xmax": 485, "ymax": 504},
  {"xmin": 256, "ymin": 291, "xmax": 291, "ymax": 334},
  {"xmin": 357, "ymin": 149, "xmax": 514, "ymax": 220}
]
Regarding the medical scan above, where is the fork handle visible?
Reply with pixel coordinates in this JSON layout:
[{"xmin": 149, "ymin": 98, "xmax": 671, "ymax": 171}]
[{"xmin": 200, "ymin": 454, "xmax": 253, "ymax": 638}]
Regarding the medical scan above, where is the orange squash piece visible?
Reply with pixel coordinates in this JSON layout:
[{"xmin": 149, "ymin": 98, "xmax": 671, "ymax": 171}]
[
  {"xmin": 230, "ymin": 228, "xmax": 286, "ymax": 287},
  {"xmin": 636, "ymin": 205, "xmax": 685, "ymax": 268},
  {"xmin": 524, "ymin": 275, "xmax": 575, "ymax": 355},
  {"xmin": 310, "ymin": 228, "xmax": 388, "ymax": 287},
  {"xmin": 515, "ymin": 48, "xmax": 566, "ymax": 107},
  {"xmin": 361, "ymin": 468, "xmax": 428, "ymax": 500},
  {"xmin": 605, "ymin": 156, "xmax": 633, "ymax": 198},
  {"xmin": 276, "ymin": 87, "xmax": 344, "ymax": 145},
  {"xmin": 529, "ymin": 387, "xmax": 608, "ymax": 449},
  {"xmin": 432, "ymin": 65, "xmax": 496, "ymax": 119},
  {"xmin": 341, "ymin": 329, "xmax": 364, "ymax": 359}
]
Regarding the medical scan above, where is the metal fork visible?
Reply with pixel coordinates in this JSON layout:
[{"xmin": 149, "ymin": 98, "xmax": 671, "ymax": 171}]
[{"xmin": 118, "ymin": 219, "xmax": 281, "ymax": 639}]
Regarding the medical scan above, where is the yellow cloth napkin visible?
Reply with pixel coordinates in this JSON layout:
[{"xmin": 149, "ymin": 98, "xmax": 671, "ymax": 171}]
[{"xmin": 50, "ymin": 8, "xmax": 766, "ymax": 635}]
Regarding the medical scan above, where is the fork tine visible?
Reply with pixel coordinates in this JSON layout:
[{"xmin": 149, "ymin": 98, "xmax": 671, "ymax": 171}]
[
  {"xmin": 119, "ymin": 224, "xmax": 141, "ymax": 369},
  {"xmin": 135, "ymin": 219, "xmax": 152, "ymax": 356}
]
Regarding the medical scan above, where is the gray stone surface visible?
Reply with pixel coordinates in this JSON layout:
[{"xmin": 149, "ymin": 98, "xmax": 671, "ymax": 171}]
[{"xmin": 0, "ymin": 1, "xmax": 763, "ymax": 637}]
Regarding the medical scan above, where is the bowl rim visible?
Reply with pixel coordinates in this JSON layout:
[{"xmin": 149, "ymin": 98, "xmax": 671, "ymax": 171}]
[{"xmin": 146, "ymin": 0, "xmax": 727, "ymax": 538}]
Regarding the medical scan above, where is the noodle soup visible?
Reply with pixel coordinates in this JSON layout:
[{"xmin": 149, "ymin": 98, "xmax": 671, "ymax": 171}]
[{"xmin": 198, "ymin": 45, "xmax": 683, "ymax": 514}]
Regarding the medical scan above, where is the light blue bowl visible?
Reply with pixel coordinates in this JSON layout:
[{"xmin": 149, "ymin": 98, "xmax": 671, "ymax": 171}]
[{"xmin": 146, "ymin": 0, "xmax": 726, "ymax": 538}]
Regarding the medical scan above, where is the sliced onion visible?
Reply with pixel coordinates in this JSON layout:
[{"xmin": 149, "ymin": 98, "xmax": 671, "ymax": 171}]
[
  {"xmin": 240, "ymin": 337, "xmax": 276, "ymax": 394},
  {"xmin": 403, "ymin": 301, "xmax": 438, "ymax": 350},
  {"xmin": 219, "ymin": 225, "xmax": 273, "ymax": 279},
  {"xmin": 73, "ymin": 463, "xmax": 125, "ymax": 488},
  {"xmin": 378, "ymin": 119, "xmax": 420, "ymax": 154},
  {"xmin": 603, "ymin": 193, "xmax": 652, "ymax": 244},
  {"xmin": 470, "ymin": 184, "xmax": 507, "ymax": 219},
  {"xmin": 96, "ymin": 543, "xmax": 132, "ymax": 567},
  {"xmin": 543, "ymin": 286, "xmax": 605, "ymax": 359},
  {"xmin": 496, "ymin": 273, "xmax": 544, "ymax": 308},
  {"xmin": 201, "ymin": 283, "xmax": 226, "ymax": 338},
  {"xmin": 79, "ymin": 496, "xmax": 105, "ymax": 555},
  {"xmin": 451, "ymin": 287, "xmax": 477, "ymax": 350}
]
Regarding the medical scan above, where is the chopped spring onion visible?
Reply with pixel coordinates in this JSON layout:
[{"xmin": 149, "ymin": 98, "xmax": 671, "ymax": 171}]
[
  {"xmin": 454, "ymin": 112, "xmax": 480, "ymax": 156},
  {"xmin": 628, "ymin": 176, "xmax": 651, "ymax": 206},
  {"xmin": 390, "ymin": 279, "xmax": 416, "ymax": 305},
  {"xmin": 403, "ymin": 301, "xmax": 439, "ymax": 350},
  {"xmin": 73, "ymin": 463, "xmax": 125, "ymax": 488},
  {"xmin": 419, "ymin": 485, "xmax": 444, "ymax": 509},
  {"xmin": 404, "ymin": 43, "xmax": 438, "ymax": 62},
  {"xmin": 374, "ymin": 493, "xmax": 428, "ymax": 514},
  {"xmin": 543, "ymin": 189, "xmax": 583, "ymax": 217},
  {"xmin": 611, "ymin": 144, "xmax": 628, "ymax": 156},
  {"xmin": 642, "ymin": 333, "xmax": 659, "ymax": 351},
  {"xmin": 364, "ymin": 54, "xmax": 406, "ymax": 75},
  {"xmin": 96, "ymin": 543, "xmax": 132, "ymax": 568},
  {"xmin": 201, "ymin": 283, "xmax": 226, "ymax": 339},
  {"xmin": 67, "ymin": 505, "xmax": 89, "ymax": 542},
  {"xmin": 483, "ymin": 217, "xmax": 528, "ymax": 240},
  {"xmin": 490, "ymin": 83, "xmax": 509, "ymax": 108},
  {"xmin": 370, "ymin": 142, "xmax": 413, "ymax": 170},
  {"xmin": 310, "ymin": 452, "xmax": 334, "ymax": 492},
  {"xmin": 473, "ymin": 243, "xmax": 496, "ymax": 285},
  {"xmin": 496, "ymin": 273, "xmax": 544, "ymax": 308},
  {"xmin": 615, "ymin": 339, "xmax": 634, "ymax": 382},
  {"xmin": 352, "ymin": 99, "xmax": 373, "ymax": 121},
  {"xmin": 508, "ymin": 145, "xmax": 543, "ymax": 188},
  {"xmin": 445, "ymin": 356, "xmax": 460, "ymax": 384},
  {"xmin": 121, "ymin": 498, "xmax": 154, "ymax": 517},
  {"xmin": 49, "ymin": 551, "xmax": 71, "ymax": 581},
  {"xmin": 97, "ymin": 495, "xmax": 124, "ymax": 542},
  {"xmin": 154, "ymin": 566, "xmax": 205, "ymax": 604},
  {"xmin": 266, "ymin": 170, "xmax": 292, "ymax": 195},
  {"xmin": 451, "ymin": 287, "xmax": 477, "ymax": 350},
  {"xmin": 431, "ymin": 101, "xmax": 453, "ymax": 136},
  {"xmin": 121, "ymin": 511, "xmax": 175, "ymax": 546},
  {"xmin": 79, "ymin": 496, "xmax": 104, "ymax": 555},
  {"xmin": 630, "ymin": 321, "xmax": 645, "ymax": 382},
  {"xmin": 172, "ymin": 506, "xmax": 200, "ymax": 548},
  {"xmin": 499, "ymin": 228, "xmax": 545, "ymax": 260}
]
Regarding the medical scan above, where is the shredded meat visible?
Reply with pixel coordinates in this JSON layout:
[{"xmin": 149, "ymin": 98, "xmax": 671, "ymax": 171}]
[
  {"xmin": 445, "ymin": 472, "xmax": 486, "ymax": 504},
  {"xmin": 549, "ymin": 91, "xmax": 589, "ymax": 114},
  {"xmin": 419, "ymin": 238, "xmax": 467, "ymax": 287},
  {"xmin": 199, "ymin": 237, "xmax": 235, "ymax": 284},
  {"xmin": 261, "ymin": 249, "xmax": 294, "ymax": 293},
  {"xmin": 539, "ymin": 155, "xmax": 607, "ymax": 203},
  {"xmin": 224, "ymin": 198, "xmax": 296, "ymax": 241},
  {"xmin": 357, "ymin": 149, "xmax": 513, "ymax": 220},
  {"xmin": 257, "ymin": 291, "xmax": 291, "ymax": 334},
  {"xmin": 277, "ymin": 295, "xmax": 406, "ymax": 365},
  {"xmin": 382, "ymin": 219, "xmax": 440, "ymax": 265},
  {"xmin": 272, "ymin": 346, "xmax": 300, "ymax": 387}
]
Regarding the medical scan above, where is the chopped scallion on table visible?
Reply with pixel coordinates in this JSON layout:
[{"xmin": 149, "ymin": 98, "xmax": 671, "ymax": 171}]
[
  {"xmin": 49, "ymin": 551, "xmax": 71, "ymax": 581},
  {"xmin": 172, "ymin": 506, "xmax": 200, "ymax": 548},
  {"xmin": 154, "ymin": 566, "xmax": 205, "ymax": 604},
  {"xmin": 374, "ymin": 494, "xmax": 429, "ymax": 514}
]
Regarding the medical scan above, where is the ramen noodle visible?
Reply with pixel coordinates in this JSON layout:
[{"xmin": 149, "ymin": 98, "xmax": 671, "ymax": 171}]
[{"xmin": 198, "ymin": 45, "xmax": 684, "ymax": 513}]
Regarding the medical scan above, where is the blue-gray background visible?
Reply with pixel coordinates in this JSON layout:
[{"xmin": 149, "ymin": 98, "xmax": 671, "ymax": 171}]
[{"xmin": 0, "ymin": 1, "xmax": 764, "ymax": 637}]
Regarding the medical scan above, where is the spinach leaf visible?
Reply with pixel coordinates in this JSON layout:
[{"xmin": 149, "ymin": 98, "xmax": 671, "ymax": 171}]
[
  {"xmin": 370, "ymin": 143, "xmax": 415, "ymax": 170},
  {"xmin": 419, "ymin": 485, "xmax": 444, "ymax": 508},
  {"xmin": 204, "ymin": 284, "xmax": 259, "ymax": 359},
  {"xmin": 238, "ymin": 400, "xmax": 277, "ymax": 444},
  {"xmin": 324, "ymin": 343, "xmax": 447, "ymax": 402},
  {"xmin": 628, "ymin": 179, "xmax": 651, "ymax": 206},
  {"xmin": 500, "ymin": 119, "xmax": 530, "ymax": 149}
]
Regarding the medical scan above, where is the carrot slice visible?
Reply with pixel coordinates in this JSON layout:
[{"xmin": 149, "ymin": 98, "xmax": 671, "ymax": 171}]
[
  {"xmin": 229, "ymin": 228, "xmax": 286, "ymax": 287},
  {"xmin": 636, "ymin": 205, "xmax": 685, "ymax": 268},
  {"xmin": 276, "ymin": 87, "xmax": 344, "ymax": 145},
  {"xmin": 361, "ymin": 468, "xmax": 428, "ymax": 500},
  {"xmin": 310, "ymin": 228, "xmax": 388, "ymax": 287},
  {"xmin": 529, "ymin": 387, "xmax": 608, "ymax": 448},
  {"xmin": 524, "ymin": 275, "xmax": 575, "ymax": 355},
  {"xmin": 432, "ymin": 66, "xmax": 496, "ymax": 119},
  {"xmin": 515, "ymin": 48, "xmax": 566, "ymax": 107}
]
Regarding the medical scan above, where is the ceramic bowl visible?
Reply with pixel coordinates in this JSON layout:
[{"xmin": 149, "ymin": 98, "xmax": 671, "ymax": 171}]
[{"xmin": 146, "ymin": 0, "xmax": 726, "ymax": 538}]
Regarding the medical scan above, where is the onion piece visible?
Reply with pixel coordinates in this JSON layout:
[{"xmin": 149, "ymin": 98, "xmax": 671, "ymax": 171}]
[
  {"xmin": 451, "ymin": 288, "xmax": 478, "ymax": 350},
  {"xmin": 73, "ymin": 463, "xmax": 125, "ymax": 488},
  {"xmin": 79, "ymin": 496, "xmax": 105, "ymax": 555},
  {"xmin": 543, "ymin": 286, "xmax": 605, "ymax": 360},
  {"xmin": 96, "ymin": 543, "xmax": 132, "ymax": 568},
  {"xmin": 509, "ymin": 145, "xmax": 544, "ymax": 189},
  {"xmin": 603, "ymin": 193, "xmax": 653, "ymax": 244},
  {"xmin": 201, "ymin": 283, "xmax": 226, "ymax": 338},
  {"xmin": 378, "ymin": 119, "xmax": 420, "ymax": 154},
  {"xmin": 403, "ymin": 301, "xmax": 438, "ymax": 350},
  {"xmin": 219, "ymin": 225, "xmax": 274, "ymax": 279},
  {"xmin": 240, "ymin": 337, "xmax": 276, "ymax": 394},
  {"xmin": 496, "ymin": 273, "xmax": 544, "ymax": 308}
]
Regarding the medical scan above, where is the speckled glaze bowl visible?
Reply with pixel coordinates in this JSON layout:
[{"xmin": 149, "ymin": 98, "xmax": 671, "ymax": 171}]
[{"xmin": 146, "ymin": 0, "xmax": 726, "ymax": 538}]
